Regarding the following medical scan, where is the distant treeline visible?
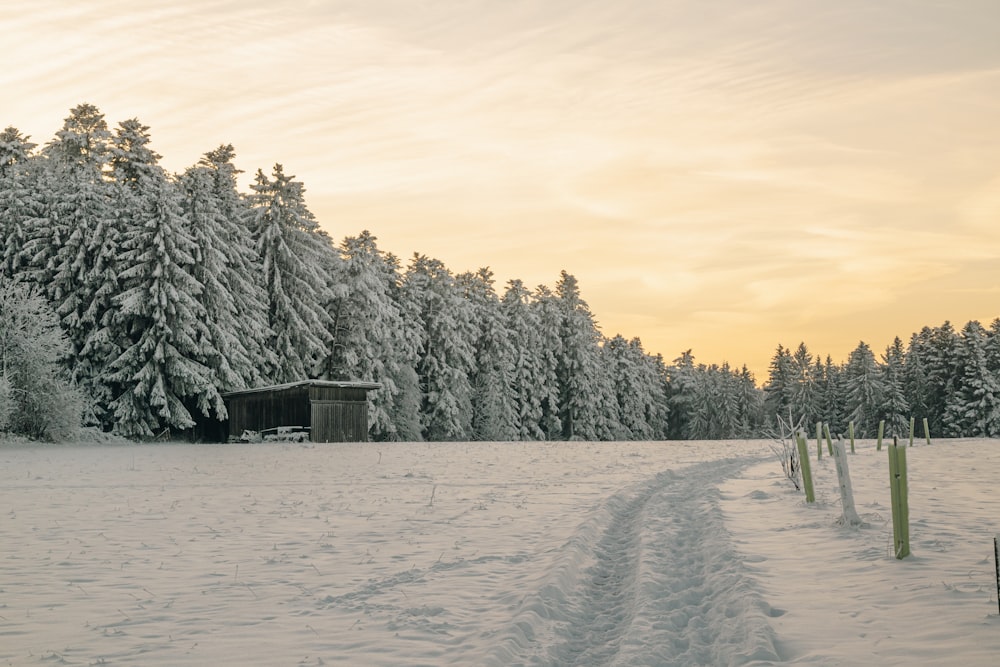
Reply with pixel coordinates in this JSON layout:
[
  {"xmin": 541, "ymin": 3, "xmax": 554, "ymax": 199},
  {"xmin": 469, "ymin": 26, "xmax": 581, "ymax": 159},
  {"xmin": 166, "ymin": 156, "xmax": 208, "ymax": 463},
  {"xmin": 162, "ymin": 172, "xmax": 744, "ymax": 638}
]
[{"xmin": 1, "ymin": 105, "xmax": 997, "ymax": 441}]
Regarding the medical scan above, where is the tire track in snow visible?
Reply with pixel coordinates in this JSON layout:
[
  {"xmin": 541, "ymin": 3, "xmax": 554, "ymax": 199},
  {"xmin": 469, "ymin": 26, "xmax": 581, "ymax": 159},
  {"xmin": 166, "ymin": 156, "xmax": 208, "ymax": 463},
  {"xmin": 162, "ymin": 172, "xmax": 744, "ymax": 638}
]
[{"xmin": 487, "ymin": 457, "xmax": 782, "ymax": 667}]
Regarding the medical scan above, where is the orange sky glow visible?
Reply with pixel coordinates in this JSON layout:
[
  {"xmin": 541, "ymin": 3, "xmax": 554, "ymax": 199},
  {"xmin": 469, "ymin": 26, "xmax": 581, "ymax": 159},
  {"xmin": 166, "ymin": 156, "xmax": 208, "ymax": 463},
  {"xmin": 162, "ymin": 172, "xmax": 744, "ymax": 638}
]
[{"xmin": 5, "ymin": 0, "xmax": 1000, "ymax": 380}]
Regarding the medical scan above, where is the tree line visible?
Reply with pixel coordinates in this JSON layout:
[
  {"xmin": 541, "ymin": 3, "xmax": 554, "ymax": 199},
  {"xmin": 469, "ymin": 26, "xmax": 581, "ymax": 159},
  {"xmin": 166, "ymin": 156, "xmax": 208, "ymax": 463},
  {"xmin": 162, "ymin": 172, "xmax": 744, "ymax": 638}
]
[{"xmin": 2, "ymin": 105, "xmax": 998, "ymax": 442}]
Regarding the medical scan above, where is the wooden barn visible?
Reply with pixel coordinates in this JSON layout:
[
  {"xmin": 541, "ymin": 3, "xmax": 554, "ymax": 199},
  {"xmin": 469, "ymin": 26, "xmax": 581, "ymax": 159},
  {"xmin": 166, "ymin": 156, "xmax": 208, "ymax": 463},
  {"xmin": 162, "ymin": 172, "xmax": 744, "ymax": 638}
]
[{"xmin": 220, "ymin": 380, "xmax": 381, "ymax": 443}]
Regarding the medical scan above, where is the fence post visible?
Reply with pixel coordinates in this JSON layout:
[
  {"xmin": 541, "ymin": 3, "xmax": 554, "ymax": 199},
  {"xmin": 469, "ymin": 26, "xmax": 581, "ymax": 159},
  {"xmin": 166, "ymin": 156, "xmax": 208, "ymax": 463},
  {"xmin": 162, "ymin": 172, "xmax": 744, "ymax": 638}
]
[
  {"xmin": 848, "ymin": 421, "xmax": 856, "ymax": 453},
  {"xmin": 795, "ymin": 430, "xmax": 815, "ymax": 504},
  {"xmin": 833, "ymin": 436, "xmax": 863, "ymax": 526},
  {"xmin": 877, "ymin": 420, "xmax": 885, "ymax": 451},
  {"xmin": 888, "ymin": 438, "xmax": 911, "ymax": 559},
  {"xmin": 923, "ymin": 418, "xmax": 931, "ymax": 445},
  {"xmin": 995, "ymin": 537, "xmax": 1000, "ymax": 616},
  {"xmin": 816, "ymin": 421, "xmax": 823, "ymax": 460},
  {"xmin": 909, "ymin": 417, "xmax": 915, "ymax": 446},
  {"xmin": 823, "ymin": 423, "xmax": 834, "ymax": 456}
]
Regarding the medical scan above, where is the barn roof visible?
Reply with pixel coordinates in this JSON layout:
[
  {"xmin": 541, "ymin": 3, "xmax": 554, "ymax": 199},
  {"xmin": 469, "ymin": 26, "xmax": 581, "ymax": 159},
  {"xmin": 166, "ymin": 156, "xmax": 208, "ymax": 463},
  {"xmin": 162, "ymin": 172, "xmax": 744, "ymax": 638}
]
[{"xmin": 221, "ymin": 379, "xmax": 382, "ymax": 399}]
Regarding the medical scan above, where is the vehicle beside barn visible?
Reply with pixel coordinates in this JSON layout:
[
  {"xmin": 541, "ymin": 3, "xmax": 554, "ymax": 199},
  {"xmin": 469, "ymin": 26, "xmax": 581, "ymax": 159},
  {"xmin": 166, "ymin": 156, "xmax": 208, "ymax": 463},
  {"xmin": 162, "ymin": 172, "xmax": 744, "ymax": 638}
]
[{"xmin": 217, "ymin": 380, "xmax": 381, "ymax": 443}]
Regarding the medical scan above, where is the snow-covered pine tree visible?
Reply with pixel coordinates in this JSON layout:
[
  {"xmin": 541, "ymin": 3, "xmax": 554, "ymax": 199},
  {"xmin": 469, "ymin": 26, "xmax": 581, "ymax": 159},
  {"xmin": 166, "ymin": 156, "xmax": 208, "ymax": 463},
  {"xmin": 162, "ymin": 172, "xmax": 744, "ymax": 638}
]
[
  {"xmin": 763, "ymin": 344, "xmax": 795, "ymax": 425},
  {"xmin": 322, "ymin": 230, "xmax": 417, "ymax": 440},
  {"xmin": 247, "ymin": 164, "xmax": 333, "ymax": 383},
  {"xmin": 902, "ymin": 331, "xmax": 930, "ymax": 426},
  {"xmin": 820, "ymin": 355, "xmax": 846, "ymax": 434},
  {"xmin": 0, "ymin": 127, "xmax": 39, "ymax": 280},
  {"xmin": 459, "ymin": 268, "xmax": 520, "ymax": 441},
  {"xmin": 879, "ymin": 337, "xmax": 910, "ymax": 438},
  {"xmin": 553, "ymin": 271, "xmax": 605, "ymax": 440},
  {"xmin": 605, "ymin": 335, "xmax": 666, "ymax": 440},
  {"xmin": 789, "ymin": 343, "xmax": 819, "ymax": 426},
  {"xmin": 103, "ymin": 118, "xmax": 221, "ymax": 437},
  {"xmin": 943, "ymin": 321, "xmax": 1000, "ymax": 437},
  {"xmin": 529, "ymin": 284, "xmax": 564, "ymax": 440},
  {"xmin": 178, "ymin": 147, "xmax": 270, "ymax": 392},
  {"xmin": 736, "ymin": 364, "xmax": 763, "ymax": 437},
  {"xmin": 500, "ymin": 280, "xmax": 546, "ymax": 440},
  {"xmin": 382, "ymin": 251, "xmax": 423, "ymax": 441},
  {"xmin": 403, "ymin": 254, "xmax": 476, "ymax": 441},
  {"xmin": 842, "ymin": 341, "xmax": 883, "ymax": 437},
  {"xmin": 666, "ymin": 349, "xmax": 697, "ymax": 439},
  {"xmin": 32, "ymin": 105, "xmax": 122, "ymax": 419}
]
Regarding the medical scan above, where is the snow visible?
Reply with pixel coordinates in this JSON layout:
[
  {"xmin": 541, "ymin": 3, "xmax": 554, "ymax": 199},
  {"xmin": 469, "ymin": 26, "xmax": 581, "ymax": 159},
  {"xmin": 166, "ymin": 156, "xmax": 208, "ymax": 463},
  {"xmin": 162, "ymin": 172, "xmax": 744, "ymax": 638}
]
[{"xmin": 1, "ymin": 438, "xmax": 997, "ymax": 665}]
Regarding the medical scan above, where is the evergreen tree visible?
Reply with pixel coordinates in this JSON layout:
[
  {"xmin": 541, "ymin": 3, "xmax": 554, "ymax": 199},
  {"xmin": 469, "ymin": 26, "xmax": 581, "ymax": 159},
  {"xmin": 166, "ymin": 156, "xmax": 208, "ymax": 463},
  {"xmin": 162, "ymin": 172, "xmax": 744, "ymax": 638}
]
[
  {"xmin": 763, "ymin": 344, "xmax": 795, "ymax": 425},
  {"xmin": 459, "ymin": 268, "xmax": 520, "ymax": 441},
  {"xmin": 0, "ymin": 127, "xmax": 39, "ymax": 279},
  {"xmin": 35, "ymin": 105, "xmax": 119, "ymax": 419},
  {"xmin": 501, "ymin": 280, "xmax": 547, "ymax": 440},
  {"xmin": 553, "ymin": 271, "xmax": 604, "ymax": 440},
  {"xmin": 789, "ymin": 343, "xmax": 819, "ymax": 425},
  {"xmin": 943, "ymin": 321, "xmax": 1000, "ymax": 436},
  {"xmin": 879, "ymin": 337, "xmax": 910, "ymax": 438},
  {"xmin": 247, "ymin": 164, "xmax": 333, "ymax": 382},
  {"xmin": 179, "ymin": 145, "xmax": 272, "ymax": 390},
  {"xmin": 819, "ymin": 355, "xmax": 846, "ymax": 434},
  {"xmin": 666, "ymin": 349, "xmax": 697, "ymax": 439},
  {"xmin": 530, "ymin": 284, "xmax": 564, "ymax": 439},
  {"xmin": 403, "ymin": 254, "xmax": 476, "ymax": 441},
  {"xmin": 842, "ymin": 341, "xmax": 883, "ymax": 437},
  {"xmin": 324, "ymin": 231, "xmax": 418, "ymax": 440},
  {"xmin": 103, "ymin": 118, "xmax": 220, "ymax": 437}
]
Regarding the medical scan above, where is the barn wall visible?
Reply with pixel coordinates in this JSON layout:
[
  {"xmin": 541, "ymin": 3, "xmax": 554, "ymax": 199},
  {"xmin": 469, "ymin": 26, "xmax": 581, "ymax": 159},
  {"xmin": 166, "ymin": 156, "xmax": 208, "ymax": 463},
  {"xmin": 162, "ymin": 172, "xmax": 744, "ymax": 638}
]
[{"xmin": 310, "ymin": 400, "xmax": 369, "ymax": 442}]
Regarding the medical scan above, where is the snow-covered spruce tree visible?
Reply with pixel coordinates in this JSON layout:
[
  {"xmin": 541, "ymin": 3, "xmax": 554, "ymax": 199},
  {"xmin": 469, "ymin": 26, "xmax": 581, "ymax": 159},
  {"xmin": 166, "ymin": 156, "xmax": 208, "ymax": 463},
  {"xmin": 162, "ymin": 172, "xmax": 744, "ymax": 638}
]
[
  {"xmin": 0, "ymin": 279, "xmax": 83, "ymax": 440},
  {"xmin": 665, "ymin": 349, "xmax": 697, "ymax": 440},
  {"xmin": 459, "ymin": 268, "xmax": 520, "ymax": 441},
  {"xmin": 763, "ymin": 344, "xmax": 795, "ymax": 426},
  {"xmin": 789, "ymin": 343, "xmax": 820, "ymax": 426},
  {"xmin": 382, "ymin": 251, "xmax": 424, "ymax": 441},
  {"xmin": 819, "ymin": 355, "xmax": 846, "ymax": 434},
  {"xmin": 36, "ymin": 105, "xmax": 122, "ymax": 420},
  {"xmin": 500, "ymin": 280, "xmax": 547, "ymax": 440},
  {"xmin": 605, "ymin": 335, "xmax": 667, "ymax": 440},
  {"xmin": 320, "ymin": 231, "xmax": 418, "ymax": 440},
  {"xmin": 902, "ymin": 331, "xmax": 931, "ymax": 426},
  {"xmin": 529, "ymin": 284, "xmax": 564, "ymax": 439},
  {"xmin": 0, "ymin": 127, "xmax": 40, "ymax": 280},
  {"xmin": 178, "ymin": 146, "xmax": 270, "ymax": 392},
  {"xmin": 403, "ymin": 254, "xmax": 476, "ymax": 441},
  {"xmin": 552, "ymin": 271, "xmax": 609, "ymax": 440},
  {"xmin": 943, "ymin": 321, "xmax": 1000, "ymax": 437},
  {"xmin": 103, "ymin": 118, "xmax": 221, "ymax": 437},
  {"xmin": 916, "ymin": 322, "xmax": 959, "ymax": 435},
  {"xmin": 736, "ymin": 364, "xmax": 764, "ymax": 437},
  {"xmin": 247, "ymin": 164, "xmax": 333, "ymax": 383},
  {"xmin": 842, "ymin": 341, "xmax": 883, "ymax": 437},
  {"xmin": 879, "ymin": 337, "xmax": 910, "ymax": 439}
]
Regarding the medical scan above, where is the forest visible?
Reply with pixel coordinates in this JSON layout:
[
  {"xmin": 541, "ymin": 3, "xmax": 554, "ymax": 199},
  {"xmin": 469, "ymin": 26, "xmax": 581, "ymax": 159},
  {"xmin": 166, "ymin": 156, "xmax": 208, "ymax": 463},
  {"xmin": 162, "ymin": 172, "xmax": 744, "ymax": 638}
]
[{"xmin": 2, "ymin": 105, "xmax": 999, "ymax": 442}]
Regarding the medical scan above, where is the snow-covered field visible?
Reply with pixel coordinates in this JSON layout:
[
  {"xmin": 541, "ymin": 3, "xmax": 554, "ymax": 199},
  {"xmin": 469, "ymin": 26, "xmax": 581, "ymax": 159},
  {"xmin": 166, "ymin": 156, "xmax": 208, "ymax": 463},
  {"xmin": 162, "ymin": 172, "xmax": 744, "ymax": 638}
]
[{"xmin": 1, "ymin": 438, "xmax": 997, "ymax": 665}]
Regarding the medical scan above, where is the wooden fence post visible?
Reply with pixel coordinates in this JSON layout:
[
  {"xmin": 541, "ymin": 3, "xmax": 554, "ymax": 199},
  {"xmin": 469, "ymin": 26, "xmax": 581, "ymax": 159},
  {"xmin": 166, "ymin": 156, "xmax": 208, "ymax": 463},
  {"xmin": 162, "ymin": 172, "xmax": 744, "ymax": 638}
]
[
  {"xmin": 816, "ymin": 421, "xmax": 823, "ymax": 460},
  {"xmin": 796, "ymin": 430, "xmax": 815, "ymax": 504},
  {"xmin": 888, "ymin": 438, "xmax": 911, "ymax": 559},
  {"xmin": 848, "ymin": 421, "xmax": 856, "ymax": 453},
  {"xmin": 909, "ymin": 417, "xmax": 915, "ymax": 446},
  {"xmin": 923, "ymin": 418, "xmax": 931, "ymax": 445},
  {"xmin": 877, "ymin": 420, "xmax": 885, "ymax": 452},
  {"xmin": 823, "ymin": 423, "xmax": 834, "ymax": 456}
]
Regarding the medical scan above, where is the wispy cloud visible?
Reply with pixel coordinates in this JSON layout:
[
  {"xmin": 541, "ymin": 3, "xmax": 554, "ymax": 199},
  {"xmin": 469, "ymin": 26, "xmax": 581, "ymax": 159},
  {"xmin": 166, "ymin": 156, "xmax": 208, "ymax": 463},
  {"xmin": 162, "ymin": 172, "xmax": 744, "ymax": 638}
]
[{"xmin": 5, "ymin": 0, "xmax": 1000, "ymax": 375}]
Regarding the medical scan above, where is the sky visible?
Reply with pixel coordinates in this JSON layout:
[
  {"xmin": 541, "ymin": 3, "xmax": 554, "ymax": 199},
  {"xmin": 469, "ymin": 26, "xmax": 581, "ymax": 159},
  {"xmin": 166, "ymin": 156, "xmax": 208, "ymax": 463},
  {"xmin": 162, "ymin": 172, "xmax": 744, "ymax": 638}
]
[{"xmin": 4, "ymin": 0, "xmax": 1000, "ymax": 380}]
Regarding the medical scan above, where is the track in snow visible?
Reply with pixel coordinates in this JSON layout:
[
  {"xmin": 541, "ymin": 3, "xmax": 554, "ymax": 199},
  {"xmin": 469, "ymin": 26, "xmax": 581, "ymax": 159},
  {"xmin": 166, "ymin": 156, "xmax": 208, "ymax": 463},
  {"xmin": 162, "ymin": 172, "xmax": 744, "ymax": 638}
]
[{"xmin": 489, "ymin": 457, "xmax": 782, "ymax": 667}]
